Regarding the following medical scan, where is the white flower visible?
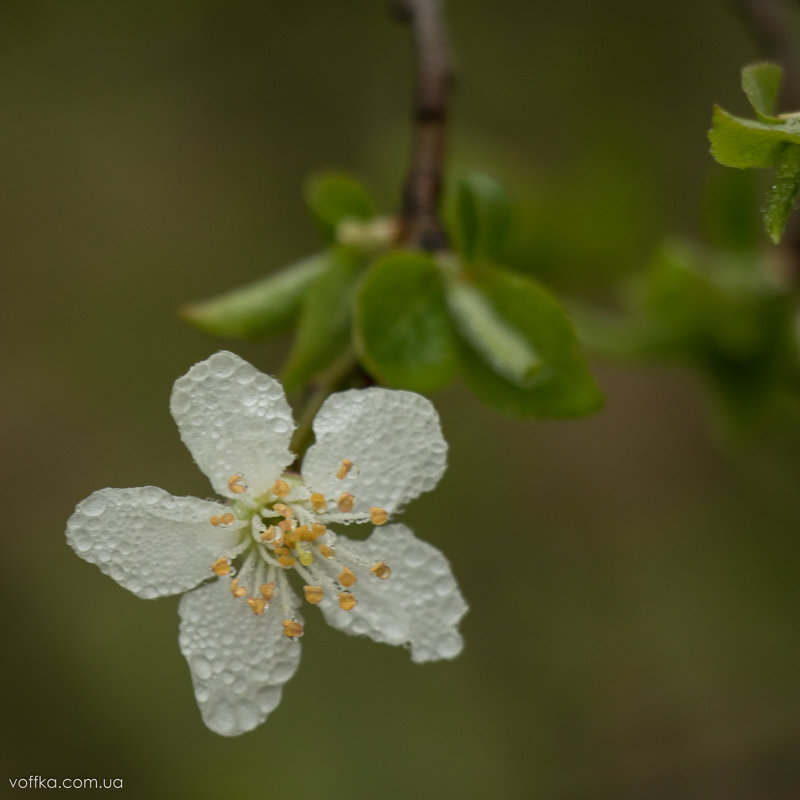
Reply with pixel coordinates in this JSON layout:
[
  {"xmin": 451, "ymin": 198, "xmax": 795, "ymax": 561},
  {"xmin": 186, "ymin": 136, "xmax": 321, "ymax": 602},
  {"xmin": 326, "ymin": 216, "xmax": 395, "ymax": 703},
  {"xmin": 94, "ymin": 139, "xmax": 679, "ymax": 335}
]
[{"xmin": 66, "ymin": 351, "xmax": 467, "ymax": 736}]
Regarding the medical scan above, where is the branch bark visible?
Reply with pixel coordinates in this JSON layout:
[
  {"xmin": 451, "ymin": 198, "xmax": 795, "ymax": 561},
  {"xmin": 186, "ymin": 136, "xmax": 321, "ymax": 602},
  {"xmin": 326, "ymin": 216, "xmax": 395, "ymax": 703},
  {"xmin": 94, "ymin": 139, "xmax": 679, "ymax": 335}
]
[{"xmin": 392, "ymin": 0, "xmax": 454, "ymax": 251}]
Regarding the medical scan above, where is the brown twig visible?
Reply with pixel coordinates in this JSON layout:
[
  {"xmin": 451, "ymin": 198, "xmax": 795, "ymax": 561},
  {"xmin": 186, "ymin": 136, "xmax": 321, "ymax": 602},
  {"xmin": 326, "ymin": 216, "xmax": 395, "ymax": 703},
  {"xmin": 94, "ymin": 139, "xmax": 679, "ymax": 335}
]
[{"xmin": 392, "ymin": 0, "xmax": 454, "ymax": 251}]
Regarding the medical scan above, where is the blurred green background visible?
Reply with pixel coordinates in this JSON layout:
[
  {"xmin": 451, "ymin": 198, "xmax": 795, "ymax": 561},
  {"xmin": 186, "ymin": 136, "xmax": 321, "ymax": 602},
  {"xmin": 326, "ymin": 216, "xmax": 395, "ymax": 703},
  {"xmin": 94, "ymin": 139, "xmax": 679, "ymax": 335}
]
[{"xmin": 3, "ymin": 1, "xmax": 800, "ymax": 797}]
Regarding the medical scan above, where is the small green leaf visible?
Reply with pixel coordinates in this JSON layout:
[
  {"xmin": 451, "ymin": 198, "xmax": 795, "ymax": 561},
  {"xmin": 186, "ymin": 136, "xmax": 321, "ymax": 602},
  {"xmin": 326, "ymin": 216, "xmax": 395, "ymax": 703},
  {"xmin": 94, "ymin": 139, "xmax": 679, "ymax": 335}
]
[
  {"xmin": 446, "ymin": 277, "xmax": 541, "ymax": 385},
  {"xmin": 182, "ymin": 253, "xmax": 328, "ymax": 339},
  {"xmin": 305, "ymin": 172, "xmax": 376, "ymax": 240},
  {"xmin": 446, "ymin": 172, "xmax": 512, "ymax": 263},
  {"xmin": 765, "ymin": 144, "xmax": 800, "ymax": 242},
  {"xmin": 741, "ymin": 62, "xmax": 782, "ymax": 118},
  {"xmin": 452, "ymin": 268, "xmax": 602, "ymax": 418},
  {"xmin": 355, "ymin": 251, "xmax": 457, "ymax": 392},
  {"xmin": 709, "ymin": 106, "xmax": 800, "ymax": 168},
  {"xmin": 282, "ymin": 247, "xmax": 367, "ymax": 390}
]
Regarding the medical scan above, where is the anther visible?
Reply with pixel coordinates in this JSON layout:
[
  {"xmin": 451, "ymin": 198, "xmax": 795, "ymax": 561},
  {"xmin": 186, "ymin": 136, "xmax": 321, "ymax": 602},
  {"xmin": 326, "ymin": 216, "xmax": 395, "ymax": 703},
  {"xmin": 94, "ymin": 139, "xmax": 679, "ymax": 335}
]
[
  {"xmin": 295, "ymin": 524, "xmax": 312, "ymax": 542},
  {"xmin": 318, "ymin": 544, "xmax": 334, "ymax": 559},
  {"xmin": 298, "ymin": 549, "xmax": 314, "ymax": 567},
  {"xmin": 310, "ymin": 522, "xmax": 326, "ymax": 539},
  {"xmin": 336, "ymin": 459, "xmax": 354, "ymax": 480},
  {"xmin": 278, "ymin": 518, "xmax": 294, "ymax": 533},
  {"xmin": 273, "ymin": 503, "xmax": 293, "ymax": 518},
  {"xmin": 211, "ymin": 556, "xmax": 231, "ymax": 576},
  {"xmin": 247, "ymin": 596, "xmax": 267, "ymax": 615},
  {"xmin": 337, "ymin": 492, "xmax": 355, "ymax": 513},
  {"xmin": 310, "ymin": 493, "xmax": 327, "ymax": 512},
  {"xmin": 303, "ymin": 585, "xmax": 324, "ymax": 604},
  {"xmin": 271, "ymin": 479, "xmax": 290, "ymax": 497},
  {"xmin": 369, "ymin": 507, "xmax": 388, "ymax": 525},
  {"xmin": 230, "ymin": 578, "xmax": 247, "ymax": 599},
  {"xmin": 338, "ymin": 592, "xmax": 357, "ymax": 611},
  {"xmin": 370, "ymin": 561, "xmax": 392, "ymax": 580},
  {"xmin": 260, "ymin": 526, "xmax": 279, "ymax": 543},
  {"xmin": 228, "ymin": 474, "xmax": 247, "ymax": 494},
  {"xmin": 282, "ymin": 620, "xmax": 304, "ymax": 639},
  {"xmin": 260, "ymin": 582, "xmax": 275, "ymax": 601},
  {"xmin": 210, "ymin": 512, "xmax": 235, "ymax": 527},
  {"xmin": 338, "ymin": 567, "xmax": 357, "ymax": 588},
  {"xmin": 277, "ymin": 555, "xmax": 296, "ymax": 569}
]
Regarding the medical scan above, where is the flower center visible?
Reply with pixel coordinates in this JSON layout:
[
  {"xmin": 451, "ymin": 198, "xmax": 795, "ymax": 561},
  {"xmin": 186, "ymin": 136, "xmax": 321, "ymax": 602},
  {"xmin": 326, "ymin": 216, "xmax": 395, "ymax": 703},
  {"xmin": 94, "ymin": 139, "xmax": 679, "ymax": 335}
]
[{"xmin": 208, "ymin": 459, "xmax": 392, "ymax": 639}]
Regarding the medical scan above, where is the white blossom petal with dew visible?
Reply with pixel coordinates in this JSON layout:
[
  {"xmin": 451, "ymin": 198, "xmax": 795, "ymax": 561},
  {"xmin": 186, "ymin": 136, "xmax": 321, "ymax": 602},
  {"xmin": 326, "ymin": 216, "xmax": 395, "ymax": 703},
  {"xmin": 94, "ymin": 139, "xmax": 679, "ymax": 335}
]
[{"xmin": 66, "ymin": 351, "xmax": 467, "ymax": 736}]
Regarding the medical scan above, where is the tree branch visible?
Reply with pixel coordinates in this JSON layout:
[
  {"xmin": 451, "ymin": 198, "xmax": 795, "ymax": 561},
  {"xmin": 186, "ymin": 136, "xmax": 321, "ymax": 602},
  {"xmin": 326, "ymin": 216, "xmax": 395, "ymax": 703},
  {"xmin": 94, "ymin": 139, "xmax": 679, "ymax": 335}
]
[{"xmin": 392, "ymin": 0, "xmax": 454, "ymax": 252}]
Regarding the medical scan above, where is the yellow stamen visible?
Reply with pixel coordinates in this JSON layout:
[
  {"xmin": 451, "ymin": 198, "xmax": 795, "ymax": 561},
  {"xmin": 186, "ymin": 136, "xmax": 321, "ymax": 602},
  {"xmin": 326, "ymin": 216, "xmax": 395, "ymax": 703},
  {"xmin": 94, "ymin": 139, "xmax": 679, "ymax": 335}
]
[
  {"xmin": 273, "ymin": 503, "xmax": 293, "ymax": 518},
  {"xmin": 310, "ymin": 522, "xmax": 326, "ymax": 539},
  {"xmin": 298, "ymin": 549, "xmax": 314, "ymax": 567},
  {"xmin": 338, "ymin": 592, "xmax": 357, "ymax": 611},
  {"xmin": 336, "ymin": 459, "xmax": 354, "ymax": 480},
  {"xmin": 271, "ymin": 479, "xmax": 290, "ymax": 497},
  {"xmin": 260, "ymin": 582, "xmax": 275, "ymax": 601},
  {"xmin": 230, "ymin": 578, "xmax": 247, "ymax": 599},
  {"xmin": 278, "ymin": 518, "xmax": 294, "ymax": 533},
  {"xmin": 282, "ymin": 620, "xmax": 304, "ymax": 638},
  {"xmin": 260, "ymin": 525, "xmax": 279, "ymax": 544},
  {"xmin": 277, "ymin": 555, "xmax": 296, "ymax": 569},
  {"xmin": 318, "ymin": 544, "xmax": 334, "ymax": 559},
  {"xmin": 369, "ymin": 507, "xmax": 388, "ymax": 525},
  {"xmin": 338, "ymin": 567, "xmax": 357, "ymax": 588},
  {"xmin": 370, "ymin": 561, "xmax": 392, "ymax": 580},
  {"xmin": 210, "ymin": 512, "xmax": 235, "ymax": 527},
  {"xmin": 303, "ymin": 585, "xmax": 324, "ymax": 604},
  {"xmin": 310, "ymin": 493, "xmax": 327, "ymax": 513},
  {"xmin": 211, "ymin": 556, "xmax": 231, "ymax": 576},
  {"xmin": 337, "ymin": 492, "xmax": 355, "ymax": 513},
  {"xmin": 227, "ymin": 474, "xmax": 247, "ymax": 494},
  {"xmin": 295, "ymin": 524, "xmax": 312, "ymax": 542},
  {"xmin": 283, "ymin": 529, "xmax": 298, "ymax": 547},
  {"xmin": 247, "ymin": 596, "xmax": 267, "ymax": 615}
]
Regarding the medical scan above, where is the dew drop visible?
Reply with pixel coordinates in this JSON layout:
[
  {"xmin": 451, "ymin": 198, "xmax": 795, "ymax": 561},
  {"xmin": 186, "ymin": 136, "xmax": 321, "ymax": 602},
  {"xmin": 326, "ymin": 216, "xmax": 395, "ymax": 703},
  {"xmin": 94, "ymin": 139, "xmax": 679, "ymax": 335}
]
[{"xmin": 80, "ymin": 494, "xmax": 107, "ymax": 517}]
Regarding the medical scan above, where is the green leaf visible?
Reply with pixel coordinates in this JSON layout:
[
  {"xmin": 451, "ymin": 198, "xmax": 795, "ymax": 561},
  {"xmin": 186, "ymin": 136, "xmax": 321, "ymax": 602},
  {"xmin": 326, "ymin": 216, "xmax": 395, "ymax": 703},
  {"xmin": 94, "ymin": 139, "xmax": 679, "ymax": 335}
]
[
  {"xmin": 305, "ymin": 172, "xmax": 376, "ymax": 240},
  {"xmin": 709, "ymin": 106, "xmax": 800, "ymax": 168},
  {"xmin": 765, "ymin": 144, "xmax": 800, "ymax": 242},
  {"xmin": 741, "ymin": 62, "xmax": 782, "ymax": 118},
  {"xmin": 446, "ymin": 278, "xmax": 541, "ymax": 385},
  {"xmin": 446, "ymin": 172, "xmax": 512, "ymax": 263},
  {"xmin": 355, "ymin": 251, "xmax": 458, "ymax": 392},
  {"xmin": 451, "ymin": 268, "xmax": 603, "ymax": 418},
  {"xmin": 182, "ymin": 253, "xmax": 328, "ymax": 339},
  {"xmin": 282, "ymin": 247, "xmax": 367, "ymax": 390}
]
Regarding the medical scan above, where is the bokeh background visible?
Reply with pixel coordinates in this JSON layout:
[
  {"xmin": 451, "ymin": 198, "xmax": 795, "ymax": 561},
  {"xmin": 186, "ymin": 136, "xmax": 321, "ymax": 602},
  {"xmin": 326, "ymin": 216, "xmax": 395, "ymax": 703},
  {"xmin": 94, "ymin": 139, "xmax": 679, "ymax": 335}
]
[{"xmin": 3, "ymin": 1, "xmax": 800, "ymax": 797}]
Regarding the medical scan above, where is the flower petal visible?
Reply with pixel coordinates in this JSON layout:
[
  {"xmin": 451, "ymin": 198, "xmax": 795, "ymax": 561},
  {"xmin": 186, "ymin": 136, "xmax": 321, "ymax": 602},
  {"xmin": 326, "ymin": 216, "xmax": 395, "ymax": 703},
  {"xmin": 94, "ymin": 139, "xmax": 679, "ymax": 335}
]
[
  {"xmin": 170, "ymin": 351, "xmax": 295, "ymax": 498},
  {"xmin": 301, "ymin": 388, "xmax": 447, "ymax": 515},
  {"xmin": 318, "ymin": 524, "xmax": 467, "ymax": 663},
  {"xmin": 178, "ymin": 579, "xmax": 302, "ymax": 736},
  {"xmin": 66, "ymin": 487, "xmax": 245, "ymax": 599}
]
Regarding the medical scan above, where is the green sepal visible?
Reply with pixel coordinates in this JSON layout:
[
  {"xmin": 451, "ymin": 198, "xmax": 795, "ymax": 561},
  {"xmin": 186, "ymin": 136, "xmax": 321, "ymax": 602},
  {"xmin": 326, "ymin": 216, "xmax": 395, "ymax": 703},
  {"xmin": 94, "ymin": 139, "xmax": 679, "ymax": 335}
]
[
  {"xmin": 708, "ymin": 106, "xmax": 800, "ymax": 168},
  {"xmin": 741, "ymin": 62, "xmax": 782, "ymax": 119},
  {"xmin": 282, "ymin": 247, "xmax": 367, "ymax": 390},
  {"xmin": 446, "ymin": 171, "xmax": 512, "ymax": 263},
  {"xmin": 354, "ymin": 251, "xmax": 458, "ymax": 392},
  {"xmin": 305, "ymin": 171, "xmax": 376, "ymax": 240},
  {"xmin": 452, "ymin": 267, "xmax": 603, "ymax": 418},
  {"xmin": 181, "ymin": 253, "xmax": 328, "ymax": 339},
  {"xmin": 765, "ymin": 144, "xmax": 800, "ymax": 243}
]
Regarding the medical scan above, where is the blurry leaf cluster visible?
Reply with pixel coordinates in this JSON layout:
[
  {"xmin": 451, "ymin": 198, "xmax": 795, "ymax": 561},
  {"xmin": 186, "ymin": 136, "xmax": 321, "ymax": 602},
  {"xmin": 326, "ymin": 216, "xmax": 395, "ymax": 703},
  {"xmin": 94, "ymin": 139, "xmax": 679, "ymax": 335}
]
[
  {"xmin": 184, "ymin": 171, "xmax": 601, "ymax": 419},
  {"xmin": 710, "ymin": 62, "xmax": 800, "ymax": 242},
  {"xmin": 572, "ymin": 166, "xmax": 800, "ymax": 430}
]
